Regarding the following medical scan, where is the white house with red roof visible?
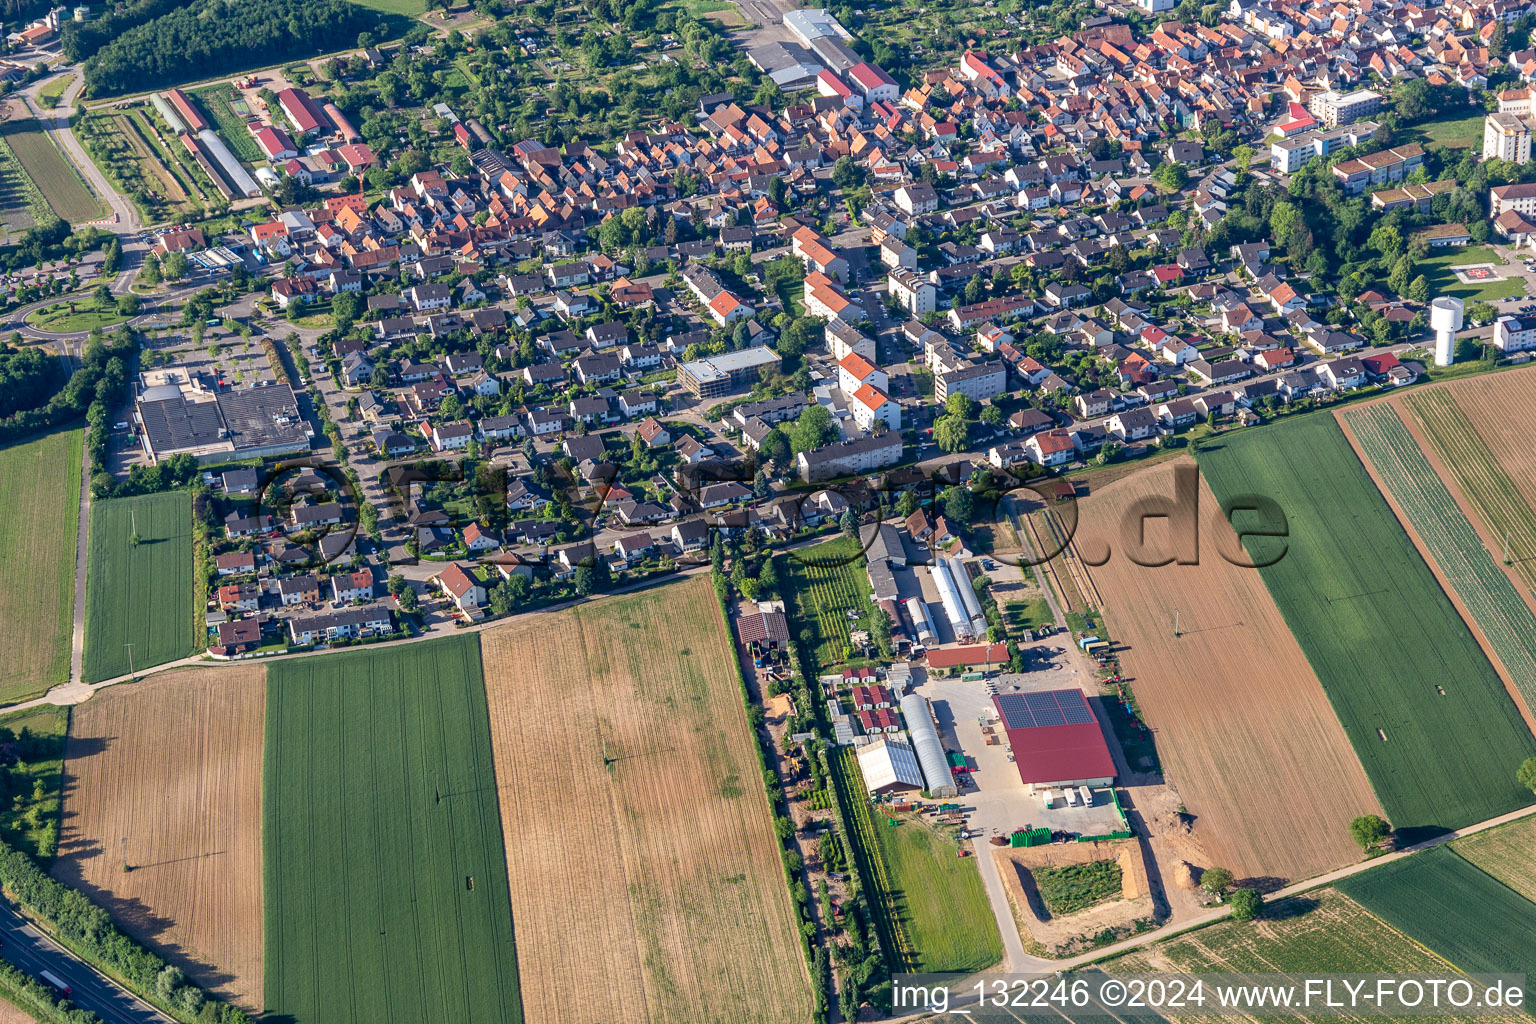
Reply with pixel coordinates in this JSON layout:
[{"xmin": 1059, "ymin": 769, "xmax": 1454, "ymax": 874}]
[
  {"xmin": 1026, "ymin": 429, "xmax": 1076, "ymax": 467},
  {"xmin": 837, "ymin": 351, "xmax": 887, "ymax": 395},
  {"xmin": 707, "ymin": 289, "xmax": 753, "ymax": 326},
  {"xmin": 849, "ymin": 383, "xmax": 900, "ymax": 432},
  {"xmin": 817, "ymin": 70, "xmax": 860, "ymax": 109},
  {"xmin": 847, "ymin": 63, "xmax": 899, "ymax": 104}
]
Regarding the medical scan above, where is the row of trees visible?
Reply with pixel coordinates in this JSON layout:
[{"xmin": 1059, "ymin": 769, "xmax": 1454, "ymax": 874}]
[{"xmin": 0, "ymin": 840, "xmax": 252, "ymax": 1023}]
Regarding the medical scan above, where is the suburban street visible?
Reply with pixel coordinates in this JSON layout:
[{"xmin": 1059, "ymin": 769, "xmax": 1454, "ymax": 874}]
[{"xmin": 0, "ymin": 903, "xmax": 172, "ymax": 1024}]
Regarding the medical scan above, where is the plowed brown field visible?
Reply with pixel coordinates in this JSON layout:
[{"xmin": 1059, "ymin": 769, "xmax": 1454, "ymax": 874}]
[
  {"xmin": 480, "ymin": 576, "xmax": 812, "ymax": 1024},
  {"xmin": 1076, "ymin": 457, "xmax": 1379, "ymax": 882},
  {"xmin": 52, "ymin": 666, "xmax": 265, "ymax": 1010}
]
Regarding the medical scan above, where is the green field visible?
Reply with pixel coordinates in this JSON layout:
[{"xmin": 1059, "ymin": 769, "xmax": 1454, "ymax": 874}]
[
  {"xmin": 1419, "ymin": 246, "xmax": 1526, "ymax": 303},
  {"xmin": 264, "ymin": 637, "xmax": 522, "ymax": 1024},
  {"xmin": 25, "ymin": 304, "xmax": 130, "ymax": 333},
  {"xmin": 778, "ymin": 535, "xmax": 877, "ymax": 666},
  {"xmin": 1344, "ymin": 404, "xmax": 1536, "ymax": 716},
  {"xmin": 1402, "ymin": 111, "xmax": 1485, "ymax": 153},
  {"xmin": 350, "ymin": 0, "xmax": 425, "ymax": 15},
  {"xmin": 1337, "ymin": 846, "xmax": 1536, "ymax": 1008},
  {"xmin": 2, "ymin": 120, "xmax": 105, "ymax": 224},
  {"xmin": 1452, "ymin": 815, "xmax": 1536, "ymax": 904},
  {"xmin": 0, "ymin": 429, "xmax": 80, "ymax": 702},
  {"xmin": 0, "ymin": 130, "xmax": 48, "ymax": 233},
  {"xmin": 871, "ymin": 814, "xmax": 1001, "ymax": 973},
  {"xmin": 82, "ymin": 491, "xmax": 195, "ymax": 682},
  {"xmin": 37, "ymin": 74, "xmax": 75, "ymax": 107},
  {"xmin": 1195, "ymin": 415, "xmax": 1536, "ymax": 834}
]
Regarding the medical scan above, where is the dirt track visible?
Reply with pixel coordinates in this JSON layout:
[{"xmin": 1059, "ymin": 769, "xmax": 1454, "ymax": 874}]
[
  {"xmin": 1074, "ymin": 457, "xmax": 1381, "ymax": 883},
  {"xmin": 52, "ymin": 666, "xmax": 265, "ymax": 1011}
]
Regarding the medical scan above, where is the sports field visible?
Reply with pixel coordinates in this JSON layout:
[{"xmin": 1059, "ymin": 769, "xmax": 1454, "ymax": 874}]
[
  {"xmin": 1111, "ymin": 887, "xmax": 1518, "ymax": 1024},
  {"xmin": 1074, "ymin": 458, "xmax": 1380, "ymax": 881},
  {"xmin": 480, "ymin": 577, "xmax": 812, "ymax": 1024},
  {"xmin": 83, "ymin": 491, "xmax": 195, "ymax": 682},
  {"xmin": 1, "ymin": 120, "xmax": 104, "ymax": 224},
  {"xmin": 0, "ymin": 429, "xmax": 80, "ymax": 703},
  {"xmin": 1341, "ymin": 404, "xmax": 1536, "ymax": 719},
  {"xmin": 1337, "ymin": 846, "xmax": 1536, "ymax": 1009},
  {"xmin": 264, "ymin": 638, "xmax": 521, "ymax": 1024},
  {"xmin": 1196, "ymin": 416, "xmax": 1536, "ymax": 833},
  {"xmin": 1402, "ymin": 372, "xmax": 1536, "ymax": 595},
  {"xmin": 54, "ymin": 666, "xmax": 265, "ymax": 1009}
]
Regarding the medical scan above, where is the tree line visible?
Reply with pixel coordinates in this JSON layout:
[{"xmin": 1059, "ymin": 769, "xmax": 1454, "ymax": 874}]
[
  {"xmin": 82, "ymin": 0, "xmax": 383, "ymax": 96},
  {"xmin": 0, "ymin": 346, "xmax": 60, "ymax": 421},
  {"xmin": 0, "ymin": 326, "xmax": 134, "ymax": 460},
  {"xmin": 0, "ymin": 839, "xmax": 253, "ymax": 1023}
]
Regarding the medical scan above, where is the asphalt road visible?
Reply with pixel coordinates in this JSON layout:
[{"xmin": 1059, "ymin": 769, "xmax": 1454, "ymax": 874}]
[{"xmin": 0, "ymin": 902, "xmax": 172, "ymax": 1024}]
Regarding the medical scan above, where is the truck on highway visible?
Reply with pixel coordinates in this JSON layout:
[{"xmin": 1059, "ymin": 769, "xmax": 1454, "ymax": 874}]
[{"xmin": 39, "ymin": 970, "xmax": 71, "ymax": 996}]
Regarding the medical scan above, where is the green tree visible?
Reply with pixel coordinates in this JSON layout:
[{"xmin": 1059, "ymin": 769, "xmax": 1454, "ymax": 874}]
[
  {"xmin": 1467, "ymin": 301, "xmax": 1498, "ymax": 324},
  {"xmin": 940, "ymin": 485, "xmax": 973, "ymax": 523},
  {"xmin": 839, "ymin": 508, "xmax": 858, "ymax": 537},
  {"xmin": 1519, "ymin": 756, "xmax": 1536, "ymax": 794},
  {"xmin": 895, "ymin": 489, "xmax": 921, "ymax": 517},
  {"xmin": 1155, "ymin": 161, "xmax": 1188, "ymax": 191},
  {"xmin": 789, "ymin": 405, "xmax": 837, "ymax": 454},
  {"xmin": 1348, "ymin": 814, "xmax": 1392, "ymax": 851},
  {"xmin": 1200, "ymin": 866, "xmax": 1234, "ymax": 896},
  {"xmin": 759, "ymin": 427, "xmax": 791, "ymax": 467},
  {"xmin": 945, "ymin": 391, "xmax": 975, "ymax": 420},
  {"xmin": 1408, "ymin": 274, "xmax": 1430, "ymax": 303},
  {"xmin": 980, "ymin": 404, "xmax": 1004, "ymax": 428},
  {"xmin": 1228, "ymin": 888, "xmax": 1263, "ymax": 922},
  {"xmin": 933, "ymin": 414, "xmax": 969, "ymax": 453}
]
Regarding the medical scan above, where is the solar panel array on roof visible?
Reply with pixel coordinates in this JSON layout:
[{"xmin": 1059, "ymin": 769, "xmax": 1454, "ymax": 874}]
[{"xmin": 995, "ymin": 689, "xmax": 1094, "ymax": 730}]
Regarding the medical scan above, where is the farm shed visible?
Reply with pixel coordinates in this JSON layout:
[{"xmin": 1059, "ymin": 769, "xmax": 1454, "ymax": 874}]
[
  {"xmin": 993, "ymin": 689, "xmax": 1115, "ymax": 794},
  {"xmin": 737, "ymin": 608, "xmax": 790, "ymax": 653},
  {"xmin": 900, "ymin": 693, "xmax": 957, "ymax": 798},
  {"xmin": 926, "ymin": 643, "xmax": 1009, "ymax": 669},
  {"xmin": 856, "ymin": 737, "xmax": 925, "ymax": 795}
]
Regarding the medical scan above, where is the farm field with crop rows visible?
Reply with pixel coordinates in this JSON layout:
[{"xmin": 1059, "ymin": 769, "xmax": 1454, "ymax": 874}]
[
  {"xmin": 1109, "ymin": 887, "xmax": 1517, "ymax": 1024},
  {"xmin": 1071, "ymin": 458, "xmax": 1378, "ymax": 881},
  {"xmin": 1342, "ymin": 404, "xmax": 1536, "ymax": 717},
  {"xmin": 191, "ymin": 86, "xmax": 263, "ymax": 163},
  {"xmin": 1196, "ymin": 416, "xmax": 1536, "ymax": 833},
  {"xmin": 1403, "ymin": 372, "xmax": 1536, "ymax": 596},
  {"xmin": 55, "ymin": 666, "xmax": 266, "ymax": 1009},
  {"xmin": 778, "ymin": 535, "xmax": 875, "ymax": 666},
  {"xmin": 0, "ymin": 429, "xmax": 81, "ymax": 703},
  {"xmin": 480, "ymin": 577, "xmax": 811, "ymax": 1024},
  {"xmin": 1450, "ymin": 814, "xmax": 1536, "ymax": 903},
  {"xmin": 1337, "ymin": 846, "xmax": 1536, "ymax": 1009},
  {"xmin": 870, "ymin": 814, "xmax": 1000, "ymax": 973},
  {"xmin": 3, "ymin": 120, "xmax": 104, "ymax": 223},
  {"xmin": 264, "ymin": 638, "xmax": 521, "ymax": 1024},
  {"xmin": 83, "ymin": 491, "xmax": 195, "ymax": 682}
]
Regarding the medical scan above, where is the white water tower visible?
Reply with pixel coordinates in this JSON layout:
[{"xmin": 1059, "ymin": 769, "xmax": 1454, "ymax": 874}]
[{"xmin": 1430, "ymin": 296, "xmax": 1463, "ymax": 367}]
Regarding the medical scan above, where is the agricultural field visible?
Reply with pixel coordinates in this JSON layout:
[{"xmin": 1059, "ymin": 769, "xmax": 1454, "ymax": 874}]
[
  {"xmin": 1196, "ymin": 416, "xmax": 1536, "ymax": 834},
  {"xmin": 480, "ymin": 577, "xmax": 811, "ymax": 1024},
  {"xmin": 53, "ymin": 666, "xmax": 265, "ymax": 1009},
  {"xmin": 191, "ymin": 86, "xmax": 262, "ymax": 163},
  {"xmin": 351, "ymin": 0, "xmax": 426, "ymax": 14},
  {"xmin": 1341, "ymin": 404, "xmax": 1536, "ymax": 718},
  {"xmin": 862, "ymin": 773, "xmax": 1001, "ymax": 973},
  {"xmin": 1337, "ymin": 846, "xmax": 1536, "ymax": 1008},
  {"xmin": 1450, "ymin": 814, "xmax": 1536, "ymax": 903},
  {"xmin": 264, "ymin": 638, "xmax": 521, "ymax": 1024},
  {"xmin": 2, "ymin": 120, "xmax": 104, "ymax": 224},
  {"xmin": 0, "ymin": 429, "xmax": 81, "ymax": 703},
  {"xmin": 777, "ymin": 535, "xmax": 876, "ymax": 666},
  {"xmin": 1073, "ymin": 458, "xmax": 1378, "ymax": 880},
  {"xmin": 0, "ymin": 131, "xmax": 48, "ymax": 233},
  {"xmin": 1109, "ymin": 887, "xmax": 1522, "ymax": 1024},
  {"xmin": 1403, "ymin": 372, "xmax": 1536, "ymax": 596},
  {"xmin": 83, "ymin": 491, "xmax": 195, "ymax": 682},
  {"xmin": 831, "ymin": 745, "xmax": 914, "ymax": 969},
  {"xmin": 1032, "ymin": 860, "xmax": 1122, "ymax": 916}
]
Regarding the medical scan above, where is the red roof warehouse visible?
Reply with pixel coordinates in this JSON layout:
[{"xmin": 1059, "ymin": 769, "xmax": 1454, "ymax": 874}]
[{"xmin": 992, "ymin": 689, "xmax": 1116, "ymax": 793}]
